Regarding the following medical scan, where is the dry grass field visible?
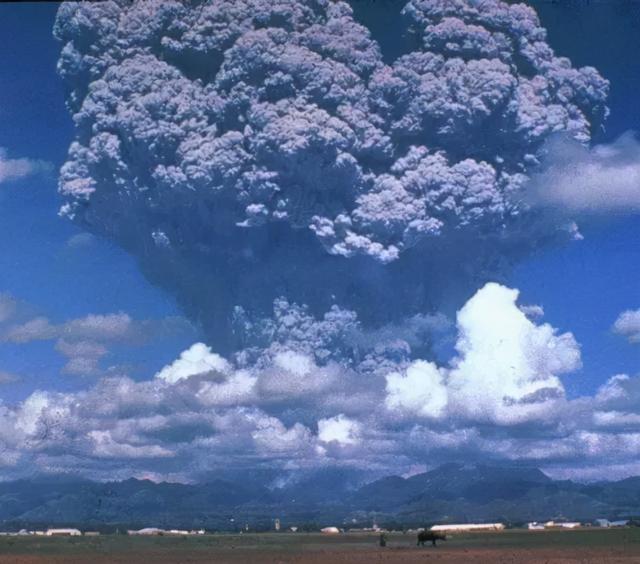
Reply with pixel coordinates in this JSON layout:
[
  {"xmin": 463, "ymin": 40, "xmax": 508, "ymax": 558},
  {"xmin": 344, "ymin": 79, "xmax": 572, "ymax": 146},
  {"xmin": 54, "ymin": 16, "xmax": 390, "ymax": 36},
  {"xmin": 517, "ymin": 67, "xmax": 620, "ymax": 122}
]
[{"xmin": 0, "ymin": 528, "xmax": 639, "ymax": 563}]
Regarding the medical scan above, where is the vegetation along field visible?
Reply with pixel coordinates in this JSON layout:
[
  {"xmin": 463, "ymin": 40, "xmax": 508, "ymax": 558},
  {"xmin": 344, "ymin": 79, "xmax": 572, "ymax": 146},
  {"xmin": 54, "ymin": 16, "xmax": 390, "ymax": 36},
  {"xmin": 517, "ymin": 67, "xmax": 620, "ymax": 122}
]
[{"xmin": 0, "ymin": 529, "xmax": 639, "ymax": 563}]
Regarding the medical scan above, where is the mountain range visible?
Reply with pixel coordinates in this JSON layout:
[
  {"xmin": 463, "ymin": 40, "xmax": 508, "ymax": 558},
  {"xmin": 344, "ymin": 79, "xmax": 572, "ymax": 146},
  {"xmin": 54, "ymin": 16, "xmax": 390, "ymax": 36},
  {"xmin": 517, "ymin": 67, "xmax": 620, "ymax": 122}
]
[{"xmin": 1, "ymin": 464, "xmax": 639, "ymax": 531}]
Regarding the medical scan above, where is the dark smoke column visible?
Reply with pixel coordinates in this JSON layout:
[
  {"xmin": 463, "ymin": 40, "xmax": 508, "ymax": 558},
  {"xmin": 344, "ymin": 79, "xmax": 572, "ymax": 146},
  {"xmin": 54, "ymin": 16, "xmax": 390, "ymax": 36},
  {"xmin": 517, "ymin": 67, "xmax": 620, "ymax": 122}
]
[{"xmin": 54, "ymin": 0, "xmax": 607, "ymax": 351}]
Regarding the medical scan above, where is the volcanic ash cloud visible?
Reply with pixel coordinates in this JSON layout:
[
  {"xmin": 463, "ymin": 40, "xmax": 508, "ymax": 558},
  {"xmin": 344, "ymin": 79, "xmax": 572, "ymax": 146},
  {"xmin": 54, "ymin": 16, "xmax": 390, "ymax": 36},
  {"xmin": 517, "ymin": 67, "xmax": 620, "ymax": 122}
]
[{"xmin": 53, "ymin": 0, "xmax": 608, "ymax": 349}]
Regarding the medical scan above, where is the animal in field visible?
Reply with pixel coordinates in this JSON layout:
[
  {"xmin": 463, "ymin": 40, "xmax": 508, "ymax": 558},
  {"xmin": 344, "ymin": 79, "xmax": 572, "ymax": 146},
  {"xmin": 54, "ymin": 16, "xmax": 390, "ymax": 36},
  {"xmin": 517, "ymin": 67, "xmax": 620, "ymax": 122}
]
[{"xmin": 417, "ymin": 530, "xmax": 447, "ymax": 546}]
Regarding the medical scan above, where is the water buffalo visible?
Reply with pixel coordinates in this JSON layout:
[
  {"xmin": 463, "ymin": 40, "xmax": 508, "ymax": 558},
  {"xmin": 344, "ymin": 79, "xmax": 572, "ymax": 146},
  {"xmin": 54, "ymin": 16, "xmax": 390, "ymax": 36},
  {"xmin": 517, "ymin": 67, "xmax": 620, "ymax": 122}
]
[{"xmin": 417, "ymin": 530, "xmax": 446, "ymax": 546}]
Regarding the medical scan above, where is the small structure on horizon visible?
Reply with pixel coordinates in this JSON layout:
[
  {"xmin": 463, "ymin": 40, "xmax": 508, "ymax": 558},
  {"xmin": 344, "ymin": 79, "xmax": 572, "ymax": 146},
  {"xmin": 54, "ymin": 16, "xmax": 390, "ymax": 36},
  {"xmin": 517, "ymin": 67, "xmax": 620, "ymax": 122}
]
[
  {"xmin": 596, "ymin": 519, "xmax": 629, "ymax": 528},
  {"xmin": 528, "ymin": 522, "xmax": 545, "ymax": 530},
  {"xmin": 430, "ymin": 523, "xmax": 505, "ymax": 532},
  {"xmin": 544, "ymin": 521, "xmax": 581, "ymax": 529},
  {"xmin": 127, "ymin": 527, "xmax": 165, "ymax": 536},
  {"xmin": 321, "ymin": 526, "xmax": 341, "ymax": 534},
  {"xmin": 274, "ymin": 518, "xmax": 281, "ymax": 531},
  {"xmin": 46, "ymin": 528, "xmax": 82, "ymax": 536}
]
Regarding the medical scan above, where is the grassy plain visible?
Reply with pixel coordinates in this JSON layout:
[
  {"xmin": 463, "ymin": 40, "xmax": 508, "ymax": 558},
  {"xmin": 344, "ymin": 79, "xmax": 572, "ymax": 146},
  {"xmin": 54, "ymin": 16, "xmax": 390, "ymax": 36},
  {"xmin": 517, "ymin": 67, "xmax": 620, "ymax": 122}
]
[{"xmin": 0, "ymin": 528, "xmax": 639, "ymax": 563}]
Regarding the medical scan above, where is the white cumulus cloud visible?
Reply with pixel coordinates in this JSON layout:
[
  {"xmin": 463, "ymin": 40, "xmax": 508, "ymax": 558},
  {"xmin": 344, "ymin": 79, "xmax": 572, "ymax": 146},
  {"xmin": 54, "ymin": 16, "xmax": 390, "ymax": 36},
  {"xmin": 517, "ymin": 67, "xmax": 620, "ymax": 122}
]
[
  {"xmin": 318, "ymin": 414, "xmax": 361, "ymax": 446},
  {"xmin": 155, "ymin": 342, "xmax": 232, "ymax": 383},
  {"xmin": 0, "ymin": 148, "xmax": 50, "ymax": 184},
  {"xmin": 0, "ymin": 290, "xmax": 635, "ymax": 482},
  {"xmin": 612, "ymin": 308, "xmax": 640, "ymax": 344},
  {"xmin": 385, "ymin": 360, "xmax": 447, "ymax": 418},
  {"xmin": 383, "ymin": 283, "xmax": 581, "ymax": 425},
  {"xmin": 447, "ymin": 283, "xmax": 581, "ymax": 424},
  {"xmin": 530, "ymin": 133, "xmax": 640, "ymax": 213}
]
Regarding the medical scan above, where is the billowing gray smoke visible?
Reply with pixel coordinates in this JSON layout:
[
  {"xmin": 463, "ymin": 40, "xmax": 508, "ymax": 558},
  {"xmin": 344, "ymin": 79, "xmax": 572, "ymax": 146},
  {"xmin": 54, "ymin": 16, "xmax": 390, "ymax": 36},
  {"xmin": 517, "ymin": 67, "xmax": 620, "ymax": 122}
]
[{"xmin": 54, "ymin": 0, "xmax": 607, "ymax": 349}]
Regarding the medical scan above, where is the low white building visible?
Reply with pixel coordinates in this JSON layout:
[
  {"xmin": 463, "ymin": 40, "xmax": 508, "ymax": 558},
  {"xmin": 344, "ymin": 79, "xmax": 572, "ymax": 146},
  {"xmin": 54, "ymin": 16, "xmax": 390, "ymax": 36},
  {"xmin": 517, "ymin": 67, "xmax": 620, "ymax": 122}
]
[
  {"xmin": 596, "ymin": 519, "xmax": 628, "ymax": 528},
  {"xmin": 127, "ymin": 527, "xmax": 165, "ymax": 536},
  {"xmin": 320, "ymin": 526, "xmax": 340, "ymax": 534},
  {"xmin": 544, "ymin": 521, "xmax": 581, "ymax": 529},
  {"xmin": 611, "ymin": 520, "xmax": 629, "ymax": 527},
  {"xmin": 46, "ymin": 528, "xmax": 82, "ymax": 536},
  {"xmin": 430, "ymin": 523, "xmax": 505, "ymax": 532},
  {"xmin": 164, "ymin": 529, "xmax": 205, "ymax": 535},
  {"xmin": 527, "ymin": 522, "xmax": 545, "ymax": 530}
]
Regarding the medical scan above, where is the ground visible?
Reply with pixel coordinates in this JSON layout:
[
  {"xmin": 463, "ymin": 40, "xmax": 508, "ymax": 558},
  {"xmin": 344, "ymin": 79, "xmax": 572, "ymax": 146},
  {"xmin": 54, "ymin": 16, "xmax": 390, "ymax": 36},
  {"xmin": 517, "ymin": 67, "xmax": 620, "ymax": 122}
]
[{"xmin": 0, "ymin": 529, "xmax": 638, "ymax": 563}]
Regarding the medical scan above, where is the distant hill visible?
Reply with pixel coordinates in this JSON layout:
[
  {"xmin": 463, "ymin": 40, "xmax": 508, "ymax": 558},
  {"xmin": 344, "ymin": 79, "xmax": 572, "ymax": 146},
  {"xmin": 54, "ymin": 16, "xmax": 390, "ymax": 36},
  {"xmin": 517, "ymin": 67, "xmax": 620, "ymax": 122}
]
[
  {"xmin": 350, "ymin": 463, "xmax": 612, "ymax": 524},
  {"xmin": 1, "ymin": 464, "xmax": 639, "ymax": 530}
]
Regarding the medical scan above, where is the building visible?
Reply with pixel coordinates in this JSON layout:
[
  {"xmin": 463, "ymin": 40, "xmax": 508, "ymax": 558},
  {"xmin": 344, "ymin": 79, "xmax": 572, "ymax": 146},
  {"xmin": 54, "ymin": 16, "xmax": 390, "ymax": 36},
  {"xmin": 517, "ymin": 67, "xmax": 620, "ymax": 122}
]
[
  {"xmin": 46, "ymin": 529, "xmax": 82, "ymax": 536},
  {"xmin": 320, "ymin": 526, "xmax": 341, "ymax": 534},
  {"xmin": 527, "ymin": 522, "xmax": 545, "ymax": 530},
  {"xmin": 596, "ymin": 519, "xmax": 629, "ymax": 527},
  {"xmin": 430, "ymin": 523, "xmax": 505, "ymax": 532},
  {"xmin": 544, "ymin": 521, "xmax": 581, "ymax": 529},
  {"xmin": 127, "ymin": 528, "xmax": 165, "ymax": 536}
]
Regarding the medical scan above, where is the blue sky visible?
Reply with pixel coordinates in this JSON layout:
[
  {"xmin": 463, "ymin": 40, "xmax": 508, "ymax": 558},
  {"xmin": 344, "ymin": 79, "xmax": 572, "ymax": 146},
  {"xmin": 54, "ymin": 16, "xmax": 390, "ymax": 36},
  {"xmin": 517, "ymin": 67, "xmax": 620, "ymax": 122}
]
[
  {"xmin": 0, "ymin": 3, "xmax": 196, "ymax": 402},
  {"xmin": 0, "ymin": 1, "xmax": 637, "ymax": 481},
  {"xmin": 512, "ymin": 0, "xmax": 640, "ymax": 394}
]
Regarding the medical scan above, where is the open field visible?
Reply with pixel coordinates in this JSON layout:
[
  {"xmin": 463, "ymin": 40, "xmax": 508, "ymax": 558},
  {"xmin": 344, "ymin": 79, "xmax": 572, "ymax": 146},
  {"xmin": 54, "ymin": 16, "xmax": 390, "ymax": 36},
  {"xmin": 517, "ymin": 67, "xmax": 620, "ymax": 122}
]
[{"xmin": 0, "ymin": 529, "xmax": 639, "ymax": 563}]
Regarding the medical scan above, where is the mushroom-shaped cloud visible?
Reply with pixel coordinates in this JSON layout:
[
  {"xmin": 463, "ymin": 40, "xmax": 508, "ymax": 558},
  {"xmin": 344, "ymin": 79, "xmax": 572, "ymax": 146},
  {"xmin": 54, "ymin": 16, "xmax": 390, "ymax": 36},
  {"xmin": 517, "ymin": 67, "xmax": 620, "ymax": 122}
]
[{"xmin": 54, "ymin": 0, "xmax": 608, "ymax": 348}]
